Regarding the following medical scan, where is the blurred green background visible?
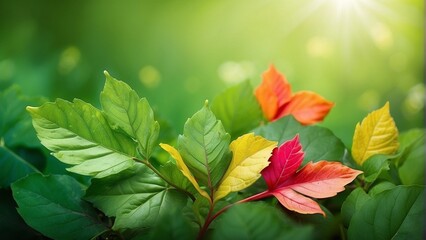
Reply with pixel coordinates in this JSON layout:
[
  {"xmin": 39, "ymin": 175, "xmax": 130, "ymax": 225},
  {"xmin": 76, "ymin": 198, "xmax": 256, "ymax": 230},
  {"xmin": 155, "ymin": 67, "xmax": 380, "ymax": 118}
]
[{"xmin": 0, "ymin": 0, "xmax": 424, "ymax": 146}]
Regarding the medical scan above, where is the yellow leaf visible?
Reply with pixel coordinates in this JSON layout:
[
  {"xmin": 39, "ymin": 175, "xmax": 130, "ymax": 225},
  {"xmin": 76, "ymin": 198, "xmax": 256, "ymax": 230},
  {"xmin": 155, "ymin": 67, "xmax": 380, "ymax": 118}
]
[
  {"xmin": 159, "ymin": 143, "xmax": 211, "ymax": 202},
  {"xmin": 214, "ymin": 133, "xmax": 277, "ymax": 202},
  {"xmin": 352, "ymin": 102, "xmax": 399, "ymax": 165}
]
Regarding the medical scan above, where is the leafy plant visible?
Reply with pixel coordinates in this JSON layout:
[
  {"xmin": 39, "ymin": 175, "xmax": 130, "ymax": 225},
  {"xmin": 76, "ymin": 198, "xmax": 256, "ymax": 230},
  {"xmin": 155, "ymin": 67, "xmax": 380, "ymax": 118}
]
[{"xmin": 1, "ymin": 65, "xmax": 424, "ymax": 239}]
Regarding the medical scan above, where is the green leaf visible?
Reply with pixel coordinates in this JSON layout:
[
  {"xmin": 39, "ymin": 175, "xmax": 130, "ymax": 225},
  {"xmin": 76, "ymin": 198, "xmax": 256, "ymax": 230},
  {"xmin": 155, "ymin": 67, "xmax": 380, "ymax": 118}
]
[
  {"xmin": 100, "ymin": 72, "xmax": 160, "ymax": 159},
  {"xmin": 177, "ymin": 101, "xmax": 231, "ymax": 187},
  {"xmin": 160, "ymin": 143, "xmax": 210, "ymax": 200},
  {"xmin": 157, "ymin": 160, "xmax": 193, "ymax": 193},
  {"xmin": 341, "ymin": 187, "xmax": 371, "ymax": 227},
  {"xmin": 211, "ymin": 81, "xmax": 263, "ymax": 139},
  {"xmin": 11, "ymin": 173, "xmax": 108, "ymax": 240},
  {"xmin": 368, "ymin": 181, "xmax": 396, "ymax": 196},
  {"xmin": 143, "ymin": 208, "xmax": 198, "ymax": 240},
  {"xmin": 211, "ymin": 202, "xmax": 314, "ymax": 240},
  {"xmin": 0, "ymin": 146, "xmax": 39, "ymax": 188},
  {"xmin": 254, "ymin": 115, "xmax": 345, "ymax": 164},
  {"xmin": 85, "ymin": 163, "xmax": 188, "ymax": 232},
  {"xmin": 362, "ymin": 155, "xmax": 391, "ymax": 183},
  {"xmin": 0, "ymin": 85, "xmax": 45, "ymax": 148},
  {"xmin": 396, "ymin": 129, "xmax": 425, "ymax": 185},
  {"xmin": 348, "ymin": 185, "xmax": 424, "ymax": 240},
  {"xmin": 27, "ymin": 98, "xmax": 137, "ymax": 178}
]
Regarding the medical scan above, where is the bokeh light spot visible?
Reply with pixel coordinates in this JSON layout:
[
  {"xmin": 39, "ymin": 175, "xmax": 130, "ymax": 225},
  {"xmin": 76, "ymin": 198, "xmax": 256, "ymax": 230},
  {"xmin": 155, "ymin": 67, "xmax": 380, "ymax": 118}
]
[
  {"xmin": 357, "ymin": 90, "xmax": 380, "ymax": 111},
  {"xmin": 138, "ymin": 65, "xmax": 161, "ymax": 89},
  {"xmin": 403, "ymin": 83, "xmax": 425, "ymax": 115},
  {"xmin": 370, "ymin": 22, "xmax": 393, "ymax": 50},
  {"xmin": 218, "ymin": 61, "xmax": 255, "ymax": 85},
  {"xmin": 58, "ymin": 46, "xmax": 81, "ymax": 75}
]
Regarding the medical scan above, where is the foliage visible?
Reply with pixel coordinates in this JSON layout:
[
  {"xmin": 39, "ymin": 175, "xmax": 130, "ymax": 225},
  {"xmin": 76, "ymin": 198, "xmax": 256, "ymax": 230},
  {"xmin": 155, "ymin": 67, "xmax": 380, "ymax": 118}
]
[
  {"xmin": 254, "ymin": 65, "xmax": 334, "ymax": 124},
  {"xmin": 0, "ymin": 66, "xmax": 424, "ymax": 239}
]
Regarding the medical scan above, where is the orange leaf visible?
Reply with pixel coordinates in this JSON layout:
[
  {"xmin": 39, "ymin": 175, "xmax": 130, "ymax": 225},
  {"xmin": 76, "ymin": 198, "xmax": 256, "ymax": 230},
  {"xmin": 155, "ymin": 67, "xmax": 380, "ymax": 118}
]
[
  {"xmin": 255, "ymin": 65, "xmax": 292, "ymax": 121},
  {"xmin": 254, "ymin": 65, "xmax": 334, "ymax": 124},
  {"xmin": 262, "ymin": 65, "xmax": 292, "ymax": 107},
  {"xmin": 276, "ymin": 91, "xmax": 334, "ymax": 125}
]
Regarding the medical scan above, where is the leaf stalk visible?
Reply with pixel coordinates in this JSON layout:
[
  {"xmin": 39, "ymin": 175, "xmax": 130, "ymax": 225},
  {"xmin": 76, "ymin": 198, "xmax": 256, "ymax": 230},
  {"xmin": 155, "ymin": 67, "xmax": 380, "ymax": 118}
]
[{"xmin": 133, "ymin": 157, "xmax": 195, "ymax": 201}]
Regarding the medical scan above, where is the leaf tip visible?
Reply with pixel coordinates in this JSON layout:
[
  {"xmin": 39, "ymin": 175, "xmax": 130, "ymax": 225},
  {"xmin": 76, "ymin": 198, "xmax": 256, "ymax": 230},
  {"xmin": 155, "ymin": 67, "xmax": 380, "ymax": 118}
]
[
  {"xmin": 103, "ymin": 70, "xmax": 110, "ymax": 78},
  {"xmin": 26, "ymin": 106, "xmax": 36, "ymax": 113},
  {"xmin": 204, "ymin": 99, "xmax": 209, "ymax": 107}
]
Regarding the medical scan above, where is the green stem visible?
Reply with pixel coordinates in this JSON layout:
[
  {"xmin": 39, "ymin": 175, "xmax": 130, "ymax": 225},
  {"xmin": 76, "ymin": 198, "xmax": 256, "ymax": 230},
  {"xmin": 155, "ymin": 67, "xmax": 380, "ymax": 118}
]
[
  {"xmin": 133, "ymin": 157, "xmax": 195, "ymax": 201},
  {"xmin": 389, "ymin": 162, "xmax": 402, "ymax": 185},
  {"xmin": 339, "ymin": 224, "xmax": 347, "ymax": 240}
]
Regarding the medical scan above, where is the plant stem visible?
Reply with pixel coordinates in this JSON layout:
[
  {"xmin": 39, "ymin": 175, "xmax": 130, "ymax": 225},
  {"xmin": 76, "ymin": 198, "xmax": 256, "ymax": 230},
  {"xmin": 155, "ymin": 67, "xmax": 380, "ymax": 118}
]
[
  {"xmin": 210, "ymin": 190, "xmax": 270, "ymax": 222},
  {"xmin": 196, "ymin": 190, "xmax": 270, "ymax": 239},
  {"xmin": 196, "ymin": 202, "xmax": 215, "ymax": 240},
  {"xmin": 133, "ymin": 157, "xmax": 195, "ymax": 201},
  {"xmin": 339, "ymin": 224, "xmax": 347, "ymax": 240}
]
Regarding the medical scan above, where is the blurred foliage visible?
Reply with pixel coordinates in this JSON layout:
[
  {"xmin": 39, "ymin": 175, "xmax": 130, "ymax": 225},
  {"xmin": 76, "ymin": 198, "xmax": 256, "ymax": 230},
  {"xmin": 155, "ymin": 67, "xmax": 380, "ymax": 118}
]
[{"xmin": 0, "ymin": 0, "xmax": 424, "ymax": 147}]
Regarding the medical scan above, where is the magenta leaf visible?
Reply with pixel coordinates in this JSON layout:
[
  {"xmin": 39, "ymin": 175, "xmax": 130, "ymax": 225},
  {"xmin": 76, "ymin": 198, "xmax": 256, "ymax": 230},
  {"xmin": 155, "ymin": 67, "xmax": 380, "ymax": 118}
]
[{"xmin": 261, "ymin": 135, "xmax": 304, "ymax": 189}]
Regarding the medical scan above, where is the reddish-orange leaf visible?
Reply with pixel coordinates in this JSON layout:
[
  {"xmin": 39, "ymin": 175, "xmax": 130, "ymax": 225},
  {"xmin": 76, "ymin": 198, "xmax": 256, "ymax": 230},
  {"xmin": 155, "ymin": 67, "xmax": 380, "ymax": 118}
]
[
  {"xmin": 258, "ymin": 136, "xmax": 362, "ymax": 216},
  {"xmin": 254, "ymin": 84, "xmax": 278, "ymax": 121},
  {"xmin": 255, "ymin": 65, "xmax": 292, "ymax": 121},
  {"xmin": 276, "ymin": 91, "xmax": 334, "ymax": 125},
  {"xmin": 262, "ymin": 65, "xmax": 292, "ymax": 107},
  {"xmin": 254, "ymin": 65, "xmax": 334, "ymax": 124}
]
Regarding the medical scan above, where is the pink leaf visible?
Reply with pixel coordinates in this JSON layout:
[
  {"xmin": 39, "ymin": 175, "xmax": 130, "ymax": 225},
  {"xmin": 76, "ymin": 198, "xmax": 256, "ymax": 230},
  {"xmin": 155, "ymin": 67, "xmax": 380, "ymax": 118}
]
[
  {"xmin": 272, "ymin": 188, "xmax": 324, "ymax": 216},
  {"xmin": 261, "ymin": 135, "xmax": 304, "ymax": 189},
  {"xmin": 284, "ymin": 161, "xmax": 362, "ymax": 199}
]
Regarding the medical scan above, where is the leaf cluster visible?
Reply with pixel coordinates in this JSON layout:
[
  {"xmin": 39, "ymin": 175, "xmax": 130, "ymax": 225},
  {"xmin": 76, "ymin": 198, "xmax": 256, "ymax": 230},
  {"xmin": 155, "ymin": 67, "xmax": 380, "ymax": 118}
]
[{"xmin": 0, "ymin": 67, "xmax": 424, "ymax": 240}]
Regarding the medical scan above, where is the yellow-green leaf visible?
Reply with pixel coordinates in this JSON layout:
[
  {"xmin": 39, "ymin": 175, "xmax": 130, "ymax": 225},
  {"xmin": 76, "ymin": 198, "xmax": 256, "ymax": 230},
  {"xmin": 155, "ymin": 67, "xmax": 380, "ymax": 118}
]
[
  {"xmin": 159, "ymin": 143, "xmax": 210, "ymax": 202},
  {"xmin": 352, "ymin": 102, "xmax": 399, "ymax": 165},
  {"xmin": 214, "ymin": 133, "xmax": 277, "ymax": 202}
]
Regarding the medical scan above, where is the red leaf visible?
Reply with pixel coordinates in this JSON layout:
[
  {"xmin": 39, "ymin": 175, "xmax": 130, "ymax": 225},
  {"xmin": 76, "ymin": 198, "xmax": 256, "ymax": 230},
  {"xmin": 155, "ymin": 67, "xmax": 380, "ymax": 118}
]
[
  {"xmin": 254, "ymin": 65, "xmax": 334, "ymax": 124},
  {"xmin": 259, "ymin": 136, "xmax": 362, "ymax": 216},
  {"xmin": 261, "ymin": 135, "xmax": 303, "ymax": 189}
]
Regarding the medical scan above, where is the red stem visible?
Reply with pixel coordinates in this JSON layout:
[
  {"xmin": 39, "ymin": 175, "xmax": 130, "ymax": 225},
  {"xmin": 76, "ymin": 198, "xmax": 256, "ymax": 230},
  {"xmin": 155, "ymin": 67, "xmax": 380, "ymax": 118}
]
[
  {"xmin": 210, "ymin": 190, "xmax": 270, "ymax": 221},
  {"xmin": 196, "ymin": 202, "xmax": 215, "ymax": 240},
  {"xmin": 196, "ymin": 190, "xmax": 271, "ymax": 240}
]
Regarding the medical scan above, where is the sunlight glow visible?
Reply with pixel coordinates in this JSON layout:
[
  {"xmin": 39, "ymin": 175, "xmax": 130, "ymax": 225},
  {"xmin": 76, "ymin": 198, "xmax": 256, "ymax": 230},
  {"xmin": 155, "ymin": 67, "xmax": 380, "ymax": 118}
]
[{"xmin": 333, "ymin": 0, "xmax": 358, "ymax": 12}]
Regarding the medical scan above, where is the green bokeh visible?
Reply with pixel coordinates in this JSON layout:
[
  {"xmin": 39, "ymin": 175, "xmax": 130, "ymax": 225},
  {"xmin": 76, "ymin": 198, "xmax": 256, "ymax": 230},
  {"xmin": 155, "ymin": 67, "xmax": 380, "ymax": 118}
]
[{"xmin": 0, "ymin": 0, "xmax": 423, "ymax": 146}]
